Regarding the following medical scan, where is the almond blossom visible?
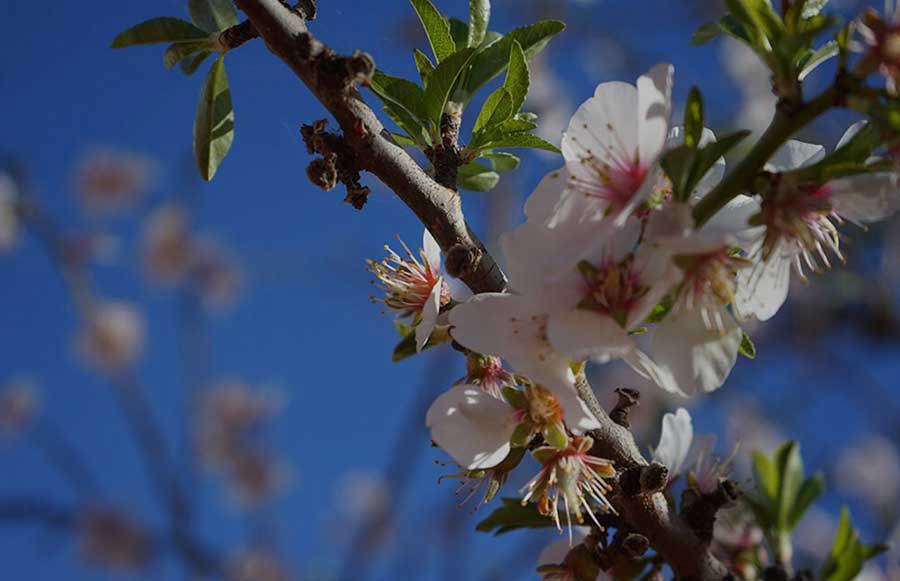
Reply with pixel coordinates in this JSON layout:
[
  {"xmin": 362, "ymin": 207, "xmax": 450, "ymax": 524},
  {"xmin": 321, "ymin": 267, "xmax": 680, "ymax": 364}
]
[
  {"xmin": 736, "ymin": 136, "xmax": 900, "ymax": 321},
  {"xmin": 368, "ymin": 229, "xmax": 450, "ymax": 351},
  {"xmin": 650, "ymin": 407, "xmax": 693, "ymax": 480},
  {"xmin": 77, "ymin": 301, "xmax": 145, "ymax": 373}
]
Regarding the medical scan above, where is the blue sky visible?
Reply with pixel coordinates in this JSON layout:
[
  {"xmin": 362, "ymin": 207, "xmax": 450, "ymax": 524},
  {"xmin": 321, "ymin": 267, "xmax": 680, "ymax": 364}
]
[{"xmin": 1, "ymin": 0, "xmax": 897, "ymax": 579}]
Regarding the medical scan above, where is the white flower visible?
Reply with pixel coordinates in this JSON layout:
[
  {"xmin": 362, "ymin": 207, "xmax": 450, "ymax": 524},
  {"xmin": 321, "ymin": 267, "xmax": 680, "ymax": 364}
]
[
  {"xmin": 141, "ymin": 204, "xmax": 192, "ymax": 285},
  {"xmin": 426, "ymin": 384, "xmax": 517, "ymax": 471},
  {"xmin": 559, "ymin": 63, "xmax": 674, "ymax": 228},
  {"xmin": 75, "ymin": 149, "xmax": 154, "ymax": 214},
  {"xmin": 651, "ymin": 407, "xmax": 693, "ymax": 479},
  {"xmin": 77, "ymin": 302, "xmax": 144, "ymax": 373},
  {"xmin": 368, "ymin": 229, "xmax": 450, "ymax": 351},
  {"xmin": 737, "ymin": 134, "xmax": 900, "ymax": 321}
]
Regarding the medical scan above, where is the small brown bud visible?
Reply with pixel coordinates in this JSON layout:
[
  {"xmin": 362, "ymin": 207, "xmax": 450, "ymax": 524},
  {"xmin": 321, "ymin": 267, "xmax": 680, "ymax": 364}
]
[
  {"xmin": 609, "ymin": 387, "xmax": 640, "ymax": 428},
  {"xmin": 639, "ymin": 462, "xmax": 668, "ymax": 494},
  {"xmin": 343, "ymin": 185, "xmax": 370, "ymax": 210},
  {"xmin": 307, "ymin": 157, "xmax": 338, "ymax": 190},
  {"xmin": 622, "ymin": 533, "xmax": 649, "ymax": 558},
  {"xmin": 346, "ymin": 51, "xmax": 375, "ymax": 85}
]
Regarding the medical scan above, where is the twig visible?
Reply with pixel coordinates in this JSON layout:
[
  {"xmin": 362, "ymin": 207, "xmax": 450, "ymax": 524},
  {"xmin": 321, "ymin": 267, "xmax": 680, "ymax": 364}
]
[{"xmin": 31, "ymin": 423, "xmax": 102, "ymax": 499}]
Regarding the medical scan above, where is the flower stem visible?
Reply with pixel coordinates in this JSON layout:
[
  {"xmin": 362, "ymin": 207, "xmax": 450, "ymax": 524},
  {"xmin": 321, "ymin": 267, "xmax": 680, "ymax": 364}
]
[{"xmin": 692, "ymin": 87, "xmax": 839, "ymax": 227}]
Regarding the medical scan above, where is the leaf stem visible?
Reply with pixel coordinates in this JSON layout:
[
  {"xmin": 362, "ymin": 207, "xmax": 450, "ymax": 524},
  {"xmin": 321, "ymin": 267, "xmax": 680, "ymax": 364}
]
[{"xmin": 692, "ymin": 86, "xmax": 838, "ymax": 227}]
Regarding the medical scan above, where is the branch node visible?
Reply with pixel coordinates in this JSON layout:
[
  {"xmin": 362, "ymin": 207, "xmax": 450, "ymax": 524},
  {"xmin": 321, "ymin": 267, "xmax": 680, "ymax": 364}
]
[
  {"xmin": 445, "ymin": 244, "xmax": 481, "ymax": 279},
  {"xmin": 300, "ymin": 121, "xmax": 369, "ymax": 208},
  {"xmin": 609, "ymin": 387, "xmax": 640, "ymax": 428},
  {"xmin": 680, "ymin": 479, "xmax": 741, "ymax": 543},
  {"xmin": 622, "ymin": 533, "xmax": 650, "ymax": 558},
  {"xmin": 619, "ymin": 462, "xmax": 668, "ymax": 497}
]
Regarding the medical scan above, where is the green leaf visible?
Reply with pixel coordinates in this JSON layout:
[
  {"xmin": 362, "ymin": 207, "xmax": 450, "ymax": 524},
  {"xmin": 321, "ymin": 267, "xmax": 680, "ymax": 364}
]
[
  {"xmin": 667, "ymin": 129, "xmax": 750, "ymax": 200},
  {"xmin": 111, "ymin": 17, "xmax": 209, "ymax": 48},
  {"xmin": 390, "ymin": 132, "xmax": 419, "ymax": 148},
  {"xmin": 643, "ymin": 294, "xmax": 675, "ymax": 324},
  {"xmin": 194, "ymin": 55, "xmax": 234, "ymax": 181},
  {"xmin": 798, "ymin": 40, "xmax": 837, "ymax": 80},
  {"xmin": 457, "ymin": 161, "xmax": 500, "ymax": 192},
  {"xmin": 822, "ymin": 507, "xmax": 889, "ymax": 581},
  {"xmin": 188, "ymin": 0, "xmax": 239, "ymax": 33},
  {"xmin": 369, "ymin": 71, "xmax": 428, "ymax": 121},
  {"xmin": 410, "ymin": 0, "xmax": 456, "ymax": 62},
  {"xmin": 382, "ymin": 103, "xmax": 431, "ymax": 148},
  {"xmin": 413, "ymin": 49, "xmax": 435, "ymax": 84},
  {"xmin": 180, "ymin": 51, "xmax": 212, "ymax": 75},
  {"xmin": 802, "ymin": 0, "xmax": 829, "ymax": 19},
  {"xmin": 476, "ymin": 497, "xmax": 556, "ymax": 535},
  {"xmin": 482, "ymin": 151, "xmax": 520, "ymax": 172},
  {"xmin": 391, "ymin": 324, "xmax": 448, "ymax": 361},
  {"xmin": 503, "ymin": 41, "xmax": 529, "ymax": 115},
  {"xmin": 423, "ymin": 47, "xmax": 476, "ymax": 124},
  {"xmin": 738, "ymin": 331, "xmax": 756, "ymax": 359},
  {"xmin": 164, "ymin": 40, "xmax": 213, "ymax": 69},
  {"xmin": 774, "ymin": 441, "xmax": 804, "ymax": 531},
  {"xmin": 692, "ymin": 21, "xmax": 723, "ymax": 45},
  {"xmin": 472, "ymin": 88, "xmax": 513, "ymax": 134},
  {"xmin": 448, "ymin": 18, "xmax": 470, "ymax": 52},
  {"xmin": 464, "ymin": 20, "xmax": 565, "ymax": 97},
  {"xmin": 787, "ymin": 472, "xmax": 824, "ymax": 529},
  {"xmin": 479, "ymin": 132, "xmax": 560, "ymax": 154},
  {"xmin": 468, "ymin": 0, "xmax": 490, "ymax": 47},
  {"xmin": 684, "ymin": 87, "xmax": 704, "ymax": 149},
  {"xmin": 752, "ymin": 449, "xmax": 779, "ymax": 504}
]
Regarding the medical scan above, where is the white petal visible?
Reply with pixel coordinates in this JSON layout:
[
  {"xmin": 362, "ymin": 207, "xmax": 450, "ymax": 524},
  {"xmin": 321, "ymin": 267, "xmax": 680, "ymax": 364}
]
[
  {"xmin": 829, "ymin": 173, "xmax": 900, "ymax": 224},
  {"xmin": 836, "ymin": 120, "xmax": 868, "ymax": 149},
  {"xmin": 651, "ymin": 407, "xmax": 693, "ymax": 476},
  {"xmin": 766, "ymin": 139, "xmax": 826, "ymax": 172},
  {"xmin": 426, "ymin": 384, "xmax": 516, "ymax": 470},
  {"xmin": 416, "ymin": 279, "xmax": 443, "ymax": 351},
  {"xmin": 735, "ymin": 244, "xmax": 792, "ymax": 321},
  {"xmin": 623, "ymin": 348, "xmax": 685, "ymax": 396},
  {"xmin": 637, "ymin": 62, "xmax": 674, "ymax": 165},
  {"xmin": 562, "ymin": 81, "xmax": 638, "ymax": 177},
  {"xmin": 524, "ymin": 167, "xmax": 570, "ymax": 222},
  {"xmin": 649, "ymin": 303, "xmax": 742, "ymax": 395},
  {"xmin": 547, "ymin": 310, "xmax": 633, "ymax": 363},
  {"xmin": 448, "ymin": 293, "xmax": 574, "ymax": 392},
  {"xmin": 422, "ymin": 228, "xmax": 441, "ymax": 271},
  {"xmin": 553, "ymin": 381, "xmax": 603, "ymax": 434},
  {"xmin": 703, "ymin": 195, "xmax": 764, "ymax": 248},
  {"xmin": 537, "ymin": 531, "xmax": 588, "ymax": 567}
]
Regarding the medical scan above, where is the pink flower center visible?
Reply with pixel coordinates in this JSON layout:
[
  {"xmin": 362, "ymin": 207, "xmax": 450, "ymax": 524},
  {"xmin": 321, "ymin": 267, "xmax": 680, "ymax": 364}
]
[
  {"xmin": 368, "ymin": 242, "xmax": 450, "ymax": 317},
  {"xmin": 575, "ymin": 256, "xmax": 648, "ymax": 327},
  {"xmin": 760, "ymin": 183, "xmax": 842, "ymax": 273}
]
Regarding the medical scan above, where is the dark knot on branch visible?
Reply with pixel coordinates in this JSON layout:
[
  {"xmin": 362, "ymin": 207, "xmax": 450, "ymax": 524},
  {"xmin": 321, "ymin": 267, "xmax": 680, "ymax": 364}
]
[
  {"xmin": 680, "ymin": 479, "xmax": 741, "ymax": 543},
  {"xmin": 445, "ymin": 244, "xmax": 482, "ymax": 279},
  {"xmin": 618, "ymin": 462, "xmax": 668, "ymax": 497},
  {"xmin": 301, "ymin": 120, "xmax": 370, "ymax": 209},
  {"xmin": 609, "ymin": 388, "xmax": 640, "ymax": 428}
]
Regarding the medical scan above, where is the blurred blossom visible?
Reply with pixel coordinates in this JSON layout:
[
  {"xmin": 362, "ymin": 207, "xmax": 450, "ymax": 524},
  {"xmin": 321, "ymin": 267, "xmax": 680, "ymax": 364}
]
[
  {"xmin": 578, "ymin": 37, "xmax": 628, "ymax": 80},
  {"xmin": 726, "ymin": 399, "xmax": 783, "ymax": 472},
  {"xmin": 0, "ymin": 173, "xmax": 20, "ymax": 253},
  {"xmin": 142, "ymin": 204, "xmax": 192, "ymax": 284},
  {"xmin": 836, "ymin": 435, "xmax": 900, "ymax": 511},
  {"xmin": 226, "ymin": 548, "xmax": 292, "ymax": 581},
  {"xmin": 527, "ymin": 53, "xmax": 575, "ymax": 146},
  {"xmin": 713, "ymin": 507, "xmax": 766, "ymax": 579},
  {"xmin": 78, "ymin": 508, "xmax": 152, "ymax": 571},
  {"xmin": 75, "ymin": 149, "xmax": 154, "ymax": 214},
  {"xmin": 720, "ymin": 39, "xmax": 777, "ymax": 135},
  {"xmin": 197, "ymin": 381, "xmax": 286, "ymax": 506},
  {"xmin": 793, "ymin": 506, "xmax": 837, "ymax": 559},
  {"xmin": 688, "ymin": 435, "xmax": 737, "ymax": 495},
  {"xmin": 333, "ymin": 469, "xmax": 389, "ymax": 520},
  {"xmin": 77, "ymin": 301, "xmax": 145, "ymax": 373},
  {"xmin": 0, "ymin": 378, "xmax": 38, "ymax": 436},
  {"xmin": 192, "ymin": 238, "xmax": 242, "ymax": 309}
]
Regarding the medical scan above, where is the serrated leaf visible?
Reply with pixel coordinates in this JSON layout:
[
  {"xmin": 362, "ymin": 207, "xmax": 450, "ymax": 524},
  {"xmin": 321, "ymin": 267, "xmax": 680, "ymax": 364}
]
[
  {"xmin": 473, "ymin": 88, "xmax": 513, "ymax": 134},
  {"xmin": 112, "ymin": 17, "xmax": 209, "ymax": 48},
  {"xmin": 180, "ymin": 50, "xmax": 212, "ymax": 75},
  {"xmin": 476, "ymin": 497, "xmax": 556, "ymax": 535},
  {"xmin": 194, "ymin": 55, "xmax": 234, "ymax": 181},
  {"xmin": 468, "ymin": 0, "xmax": 490, "ymax": 47},
  {"xmin": 188, "ymin": 0, "xmax": 239, "ymax": 33},
  {"xmin": 423, "ymin": 47, "xmax": 476, "ymax": 124},
  {"xmin": 482, "ymin": 151, "xmax": 519, "ymax": 172},
  {"xmin": 410, "ymin": 0, "xmax": 456, "ymax": 62},
  {"xmin": 164, "ymin": 40, "xmax": 213, "ymax": 69},
  {"xmin": 464, "ymin": 20, "xmax": 564, "ymax": 98},
  {"xmin": 369, "ymin": 71, "xmax": 428, "ymax": 121},
  {"xmin": 503, "ymin": 41, "xmax": 529, "ymax": 115},
  {"xmin": 479, "ymin": 132, "xmax": 560, "ymax": 153},
  {"xmin": 413, "ymin": 49, "xmax": 435, "ymax": 84},
  {"xmin": 457, "ymin": 161, "xmax": 500, "ymax": 192},
  {"xmin": 684, "ymin": 87, "xmax": 704, "ymax": 149},
  {"xmin": 738, "ymin": 331, "xmax": 756, "ymax": 359}
]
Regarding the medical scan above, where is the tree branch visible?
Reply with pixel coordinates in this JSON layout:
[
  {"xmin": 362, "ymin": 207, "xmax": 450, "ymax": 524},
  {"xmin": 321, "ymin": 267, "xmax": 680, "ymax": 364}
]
[
  {"xmin": 233, "ymin": 1, "xmax": 728, "ymax": 578},
  {"xmin": 233, "ymin": 0, "xmax": 506, "ymax": 294}
]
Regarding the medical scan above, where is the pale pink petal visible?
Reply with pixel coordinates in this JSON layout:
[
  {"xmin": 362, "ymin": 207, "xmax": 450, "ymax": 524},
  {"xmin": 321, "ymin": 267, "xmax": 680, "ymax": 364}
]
[
  {"xmin": 703, "ymin": 195, "xmax": 764, "ymax": 248},
  {"xmin": 651, "ymin": 408, "xmax": 693, "ymax": 476},
  {"xmin": 623, "ymin": 348, "xmax": 684, "ymax": 396},
  {"xmin": 636, "ymin": 62, "xmax": 674, "ymax": 165},
  {"xmin": 422, "ymin": 229, "xmax": 441, "ymax": 271},
  {"xmin": 735, "ymin": 243, "xmax": 792, "ymax": 321},
  {"xmin": 766, "ymin": 140, "xmax": 826, "ymax": 172},
  {"xmin": 426, "ymin": 384, "xmax": 516, "ymax": 470},
  {"xmin": 546, "ymin": 310, "xmax": 633, "ymax": 363},
  {"xmin": 416, "ymin": 279, "xmax": 443, "ymax": 351},
  {"xmin": 829, "ymin": 173, "xmax": 900, "ymax": 224},
  {"xmin": 524, "ymin": 167, "xmax": 570, "ymax": 222},
  {"xmin": 649, "ymin": 302, "xmax": 742, "ymax": 394}
]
